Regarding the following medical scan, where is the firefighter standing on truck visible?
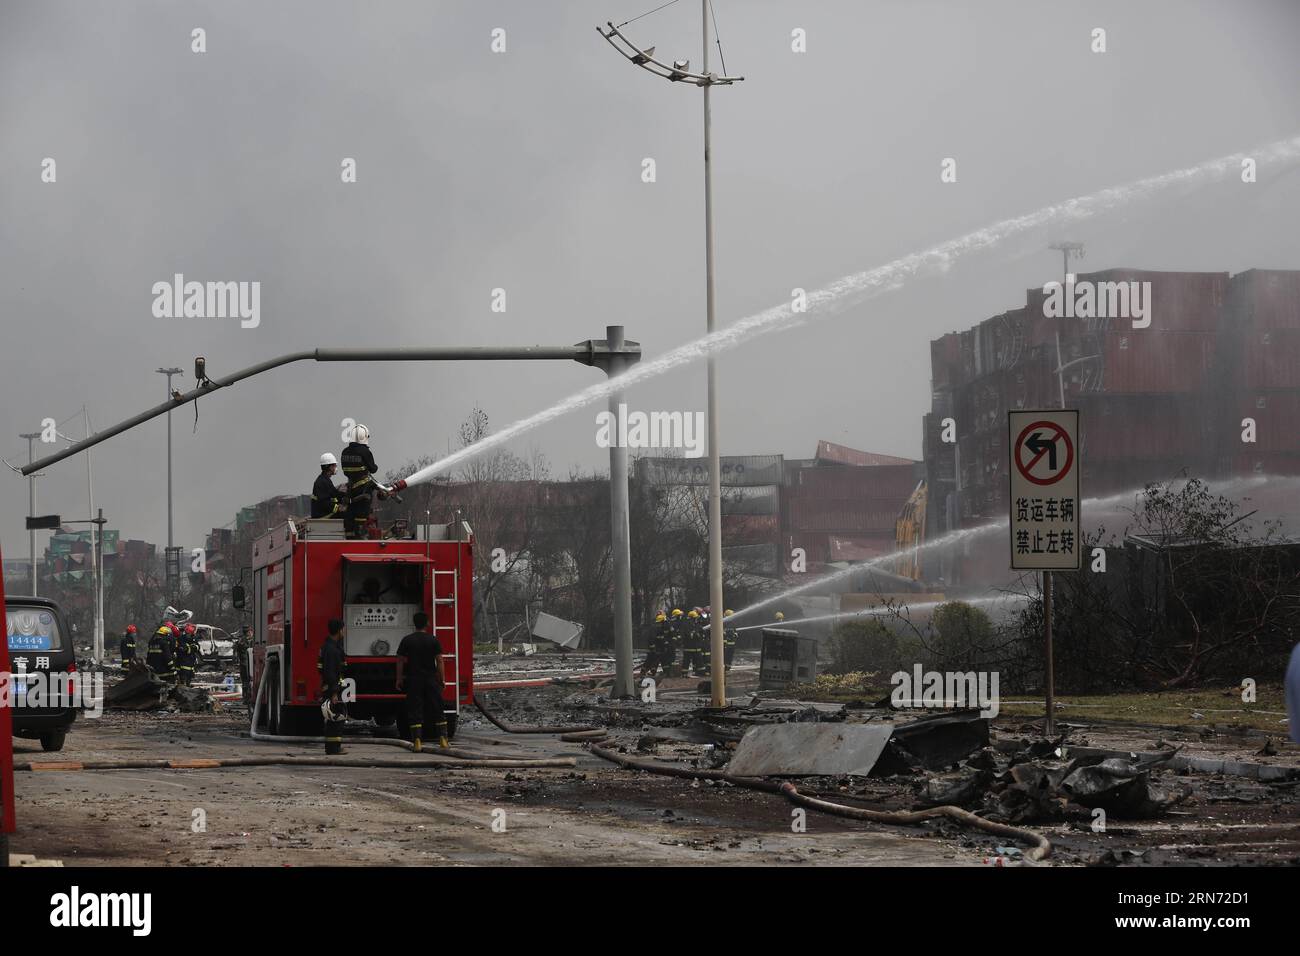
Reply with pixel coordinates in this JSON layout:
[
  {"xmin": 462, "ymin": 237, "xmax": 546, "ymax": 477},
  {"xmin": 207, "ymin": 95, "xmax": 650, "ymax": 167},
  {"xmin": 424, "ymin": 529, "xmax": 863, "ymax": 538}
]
[
  {"xmin": 341, "ymin": 424, "xmax": 383, "ymax": 539},
  {"xmin": 396, "ymin": 610, "xmax": 449, "ymax": 751},
  {"xmin": 318, "ymin": 619, "xmax": 348, "ymax": 755},
  {"xmin": 312, "ymin": 453, "xmax": 346, "ymax": 519},
  {"xmin": 119, "ymin": 624, "xmax": 138, "ymax": 669}
]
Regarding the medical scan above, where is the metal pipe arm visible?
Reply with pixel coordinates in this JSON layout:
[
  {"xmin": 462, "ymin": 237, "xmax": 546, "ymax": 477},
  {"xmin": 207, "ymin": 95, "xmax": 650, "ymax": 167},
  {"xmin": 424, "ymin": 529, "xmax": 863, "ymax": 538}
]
[{"xmin": 21, "ymin": 342, "xmax": 639, "ymax": 475}]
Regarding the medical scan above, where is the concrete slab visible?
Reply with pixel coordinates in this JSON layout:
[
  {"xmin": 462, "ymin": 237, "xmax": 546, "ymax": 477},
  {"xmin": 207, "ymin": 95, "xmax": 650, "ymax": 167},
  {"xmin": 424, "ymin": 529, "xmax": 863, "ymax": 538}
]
[{"xmin": 726, "ymin": 723, "xmax": 894, "ymax": 777}]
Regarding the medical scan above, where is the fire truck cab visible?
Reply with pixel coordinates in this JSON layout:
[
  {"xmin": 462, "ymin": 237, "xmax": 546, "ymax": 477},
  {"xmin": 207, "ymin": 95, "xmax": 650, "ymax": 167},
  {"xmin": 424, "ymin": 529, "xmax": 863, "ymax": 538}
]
[{"xmin": 245, "ymin": 517, "xmax": 474, "ymax": 737}]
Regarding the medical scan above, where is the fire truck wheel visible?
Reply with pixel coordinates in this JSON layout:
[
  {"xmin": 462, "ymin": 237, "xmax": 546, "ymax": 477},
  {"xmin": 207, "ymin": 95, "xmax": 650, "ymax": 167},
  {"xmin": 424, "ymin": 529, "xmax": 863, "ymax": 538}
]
[{"xmin": 40, "ymin": 730, "xmax": 66, "ymax": 752}]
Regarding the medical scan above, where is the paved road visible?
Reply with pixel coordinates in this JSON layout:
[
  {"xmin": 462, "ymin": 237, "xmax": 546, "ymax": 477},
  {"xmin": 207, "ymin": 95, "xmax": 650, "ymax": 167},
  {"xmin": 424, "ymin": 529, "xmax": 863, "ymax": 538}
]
[{"xmin": 9, "ymin": 709, "xmax": 981, "ymax": 866}]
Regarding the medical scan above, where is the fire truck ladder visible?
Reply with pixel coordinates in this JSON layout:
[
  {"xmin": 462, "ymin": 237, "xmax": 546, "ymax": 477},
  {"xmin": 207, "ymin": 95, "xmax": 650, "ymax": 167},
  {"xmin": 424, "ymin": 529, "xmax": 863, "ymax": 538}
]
[{"xmin": 432, "ymin": 568, "xmax": 460, "ymax": 709}]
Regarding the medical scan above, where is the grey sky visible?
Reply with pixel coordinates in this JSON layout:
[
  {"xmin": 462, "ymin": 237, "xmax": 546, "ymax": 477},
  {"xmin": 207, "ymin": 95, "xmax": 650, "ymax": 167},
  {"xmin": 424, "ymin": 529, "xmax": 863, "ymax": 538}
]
[{"xmin": 2, "ymin": 0, "xmax": 1298, "ymax": 557}]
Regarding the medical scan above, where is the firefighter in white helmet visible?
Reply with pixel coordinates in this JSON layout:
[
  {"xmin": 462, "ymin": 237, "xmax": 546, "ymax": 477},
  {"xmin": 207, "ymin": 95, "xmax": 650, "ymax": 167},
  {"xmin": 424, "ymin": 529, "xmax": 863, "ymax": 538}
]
[
  {"xmin": 340, "ymin": 425, "xmax": 380, "ymax": 538},
  {"xmin": 311, "ymin": 452, "xmax": 346, "ymax": 519}
]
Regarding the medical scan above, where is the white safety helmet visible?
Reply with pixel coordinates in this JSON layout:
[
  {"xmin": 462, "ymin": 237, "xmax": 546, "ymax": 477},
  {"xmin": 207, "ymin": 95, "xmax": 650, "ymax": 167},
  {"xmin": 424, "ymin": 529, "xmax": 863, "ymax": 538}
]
[
  {"xmin": 320, "ymin": 452, "xmax": 338, "ymax": 467},
  {"xmin": 353, "ymin": 423, "xmax": 370, "ymax": 445}
]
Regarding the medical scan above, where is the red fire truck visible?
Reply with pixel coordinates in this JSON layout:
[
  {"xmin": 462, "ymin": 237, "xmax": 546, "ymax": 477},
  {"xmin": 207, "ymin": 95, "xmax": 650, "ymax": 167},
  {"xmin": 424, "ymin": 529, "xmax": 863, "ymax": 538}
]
[{"xmin": 242, "ymin": 517, "xmax": 475, "ymax": 737}]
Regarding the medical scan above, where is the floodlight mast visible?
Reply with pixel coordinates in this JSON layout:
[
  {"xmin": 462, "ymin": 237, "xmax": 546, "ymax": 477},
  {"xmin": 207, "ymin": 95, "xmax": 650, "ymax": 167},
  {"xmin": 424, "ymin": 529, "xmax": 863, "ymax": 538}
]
[{"xmin": 598, "ymin": 5, "xmax": 741, "ymax": 709}]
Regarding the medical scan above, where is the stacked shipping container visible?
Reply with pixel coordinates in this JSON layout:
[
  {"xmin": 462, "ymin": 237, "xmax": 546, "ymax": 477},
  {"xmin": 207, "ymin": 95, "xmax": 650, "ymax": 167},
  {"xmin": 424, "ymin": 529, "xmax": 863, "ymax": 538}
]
[
  {"xmin": 924, "ymin": 268, "xmax": 1300, "ymax": 586},
  {"xmin": 780, "ymin": 443, "xmax": 921, "ymax": 572}
]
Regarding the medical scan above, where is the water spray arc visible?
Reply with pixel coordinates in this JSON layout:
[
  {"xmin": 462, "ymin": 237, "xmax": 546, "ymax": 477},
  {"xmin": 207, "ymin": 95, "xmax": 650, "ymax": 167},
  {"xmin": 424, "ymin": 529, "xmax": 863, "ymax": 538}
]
[{"xmin": 402, "ymin": 135, "xmax": 1300, "ymax": 487}]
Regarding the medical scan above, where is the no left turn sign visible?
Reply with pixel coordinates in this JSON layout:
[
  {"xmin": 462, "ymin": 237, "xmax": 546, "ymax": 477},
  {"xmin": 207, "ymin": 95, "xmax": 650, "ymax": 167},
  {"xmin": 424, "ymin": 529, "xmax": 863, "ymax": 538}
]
[
  {"xmin": 1008, "ymin": 410, "xmax": 1080, "ymax": 570},
  {"xmin": 1014, "ymin": 420, "xmax": 1075, "ymax": 486}
]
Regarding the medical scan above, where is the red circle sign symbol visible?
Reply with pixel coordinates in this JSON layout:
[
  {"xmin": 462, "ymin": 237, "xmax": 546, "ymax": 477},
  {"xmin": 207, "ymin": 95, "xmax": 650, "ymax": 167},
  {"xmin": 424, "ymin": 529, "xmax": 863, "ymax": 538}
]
[{"xmin": 1014, "ymin": 420, "xmax": 1074, "ymax": 486}]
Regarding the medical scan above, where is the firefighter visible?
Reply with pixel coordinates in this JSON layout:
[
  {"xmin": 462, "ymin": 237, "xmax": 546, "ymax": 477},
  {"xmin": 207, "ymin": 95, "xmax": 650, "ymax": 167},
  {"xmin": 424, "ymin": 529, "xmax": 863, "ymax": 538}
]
[
  {"xmin": 145, "ymin": 623, "xmax": 177, "ymax": 683},
  {"xmin": 696, "ymin": 608, "xmax": 712, "ymax": 677},
  {"xmin": 396, "ymin": 610, "xmax": 448, "ymax": 751},
  {"xmin": 654, "ymin": 610, "xmax": 676, "ymax": 677},
  {"xmin": 175, "ymin": 623, "xmax": 199, "ymax": 686},
  {"xmin": 318, "ymin": 618, "xmax": 348, "ymax": 754},
  {"xmin": 682, "ymin": 609, "xmax": 702, "ymax": 676},
  {"xmin": 311, "ymin": 452, "xmax": 346, "ymax": 519},
  {"xmin": 775, "ymin": 611, "xmax": 785, "ymax": 623},
  {"xmin": 341, "ymin": 423, "xmax": 383, "ymax": 539},
  {"xmin": 119, "ymin": 624, "xmax": 138, "ymax": 669},
  {"xmin": 668, "ymin": 608, "xmax": 685, "ymax": 676},
  {"xmin": 723, "ymin": 610, "xmax": 738, "ymax": 670},
  {"xmin": 640, "ymin": 612, "xmax": 669, "ymax": 680}
]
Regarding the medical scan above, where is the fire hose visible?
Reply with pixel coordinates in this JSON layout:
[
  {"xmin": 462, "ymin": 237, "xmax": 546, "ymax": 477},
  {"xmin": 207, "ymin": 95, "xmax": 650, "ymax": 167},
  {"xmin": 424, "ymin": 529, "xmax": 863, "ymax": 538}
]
[
  {"xmin": 473, "ymin": 693, "xmax": 600, "ymax": 734},
  {"xmin": 13, "ymin": 667, "xmax": 577, "ymax": 772},
  {"xmin": 588, "ymin": 743, "xmax": 1051, "ymax": 862}
]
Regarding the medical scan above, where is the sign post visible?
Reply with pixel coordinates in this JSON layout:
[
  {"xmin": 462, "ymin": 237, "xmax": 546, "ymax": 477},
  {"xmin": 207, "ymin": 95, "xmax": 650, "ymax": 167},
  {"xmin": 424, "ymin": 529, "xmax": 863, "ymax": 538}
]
[{"xmin": 1009, "ymin": 410, "xmax": 1080, "ymax": 737}]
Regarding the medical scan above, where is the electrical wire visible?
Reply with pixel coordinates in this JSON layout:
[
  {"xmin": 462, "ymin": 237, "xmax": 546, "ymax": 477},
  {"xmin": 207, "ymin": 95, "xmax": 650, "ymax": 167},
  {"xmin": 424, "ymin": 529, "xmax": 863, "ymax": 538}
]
[
  {"xmin": 708, "ymin": 0, "xmax": 727, "ymax": 76},
  {"xmin": 617, "ymin": 0, "xmax": 682, "ymax": 29}
]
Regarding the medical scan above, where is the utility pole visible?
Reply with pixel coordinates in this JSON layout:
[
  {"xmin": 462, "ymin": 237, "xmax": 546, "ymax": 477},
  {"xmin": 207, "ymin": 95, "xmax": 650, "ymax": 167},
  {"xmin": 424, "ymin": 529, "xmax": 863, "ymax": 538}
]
[
  {"xmin": 1042, "ymin": 241, "xmax": 1082, "ymax": 738},
  {"xmin": 157, "ymin": 366, "xmax": 183, "ymax": 601},
  {"xmin": 19, "ymin": 432, "xmax": 41, "ymax": 595},
  {"xmin": 599, "ymin": 3, "xmax": 743, "ymax": 708}
]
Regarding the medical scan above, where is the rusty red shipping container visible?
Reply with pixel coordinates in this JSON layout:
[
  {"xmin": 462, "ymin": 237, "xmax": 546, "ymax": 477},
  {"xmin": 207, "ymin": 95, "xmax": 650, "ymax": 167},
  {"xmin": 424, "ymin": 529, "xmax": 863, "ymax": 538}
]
[
  {"xmin": 785, "ymin": 532, "xmax": 830, "ymax": 565},
  {"xmin": 1242, "ymin": 329, "xmax": 1300, "ymax": 389},
  {"xmin": 787, "ymin": 497, "xmax": 905, "ymax": 533},
  {"xmin": 1228, "ymin": 269, "xmax": 1300, "ymax": 330},
  {"xmin": 1028, "ymin": 269, "xmax": 1227, "ymax": 333},
  {"xmin": 1079, "ymin": 395, "xmax": 1207, "ymax": 460},
  {"xmin": 827, "ymin": 533, "xmax": 897, "ymax": 562},
  {"xmin": 1228, "ymin": 451, "xmax": 1300, "ymax": 477},
  {"xmin": 792, "ymin": 464, "xmax": 918, "ymax": 499},
  {"xmin": 930, "ymin": 333, "xmax": 962, "ymax": 390},
  {"xmin": 1229, "ymin": 391, "xmax": 1300, "ymax": 453},
  {"xmin": 814, "ymin": 441, "xmax": 915, "ymax": 467},
  {"xmin": 721, "ymin": 513, "xmax": 779, "ymax": 544},
  {"xmin": 1098, "ymin": 331, "xmax": 1215, "ymax": 393}
]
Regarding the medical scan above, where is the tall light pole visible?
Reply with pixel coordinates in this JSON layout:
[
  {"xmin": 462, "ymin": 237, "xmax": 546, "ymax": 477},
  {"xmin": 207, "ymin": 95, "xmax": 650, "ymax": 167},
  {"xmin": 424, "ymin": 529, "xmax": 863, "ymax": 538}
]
[
  {"xmin": 1042, "ymin": 242, "xmax": 1083, "ymax": 738},
  {"xmin": 56, "ymin": 410, "xmax": 102, "ymax": 662},
  {"xmin": 19, "ymin": 432, "xmax": 41, "ymax": 595},
  {"xmin": 599, "ymin": 4, "xmax": 743, "ymax": 708},
  {"xmin": 157, "ymin": 366, "xmax": 183, "ymax": 601}
]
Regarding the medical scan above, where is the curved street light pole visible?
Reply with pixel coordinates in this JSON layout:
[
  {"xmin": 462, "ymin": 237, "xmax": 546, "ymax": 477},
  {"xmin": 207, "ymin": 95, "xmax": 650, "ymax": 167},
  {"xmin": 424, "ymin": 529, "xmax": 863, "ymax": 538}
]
[{"xmin": 598, "ymin": 4, "xmax": 742, "ymax": 707}]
